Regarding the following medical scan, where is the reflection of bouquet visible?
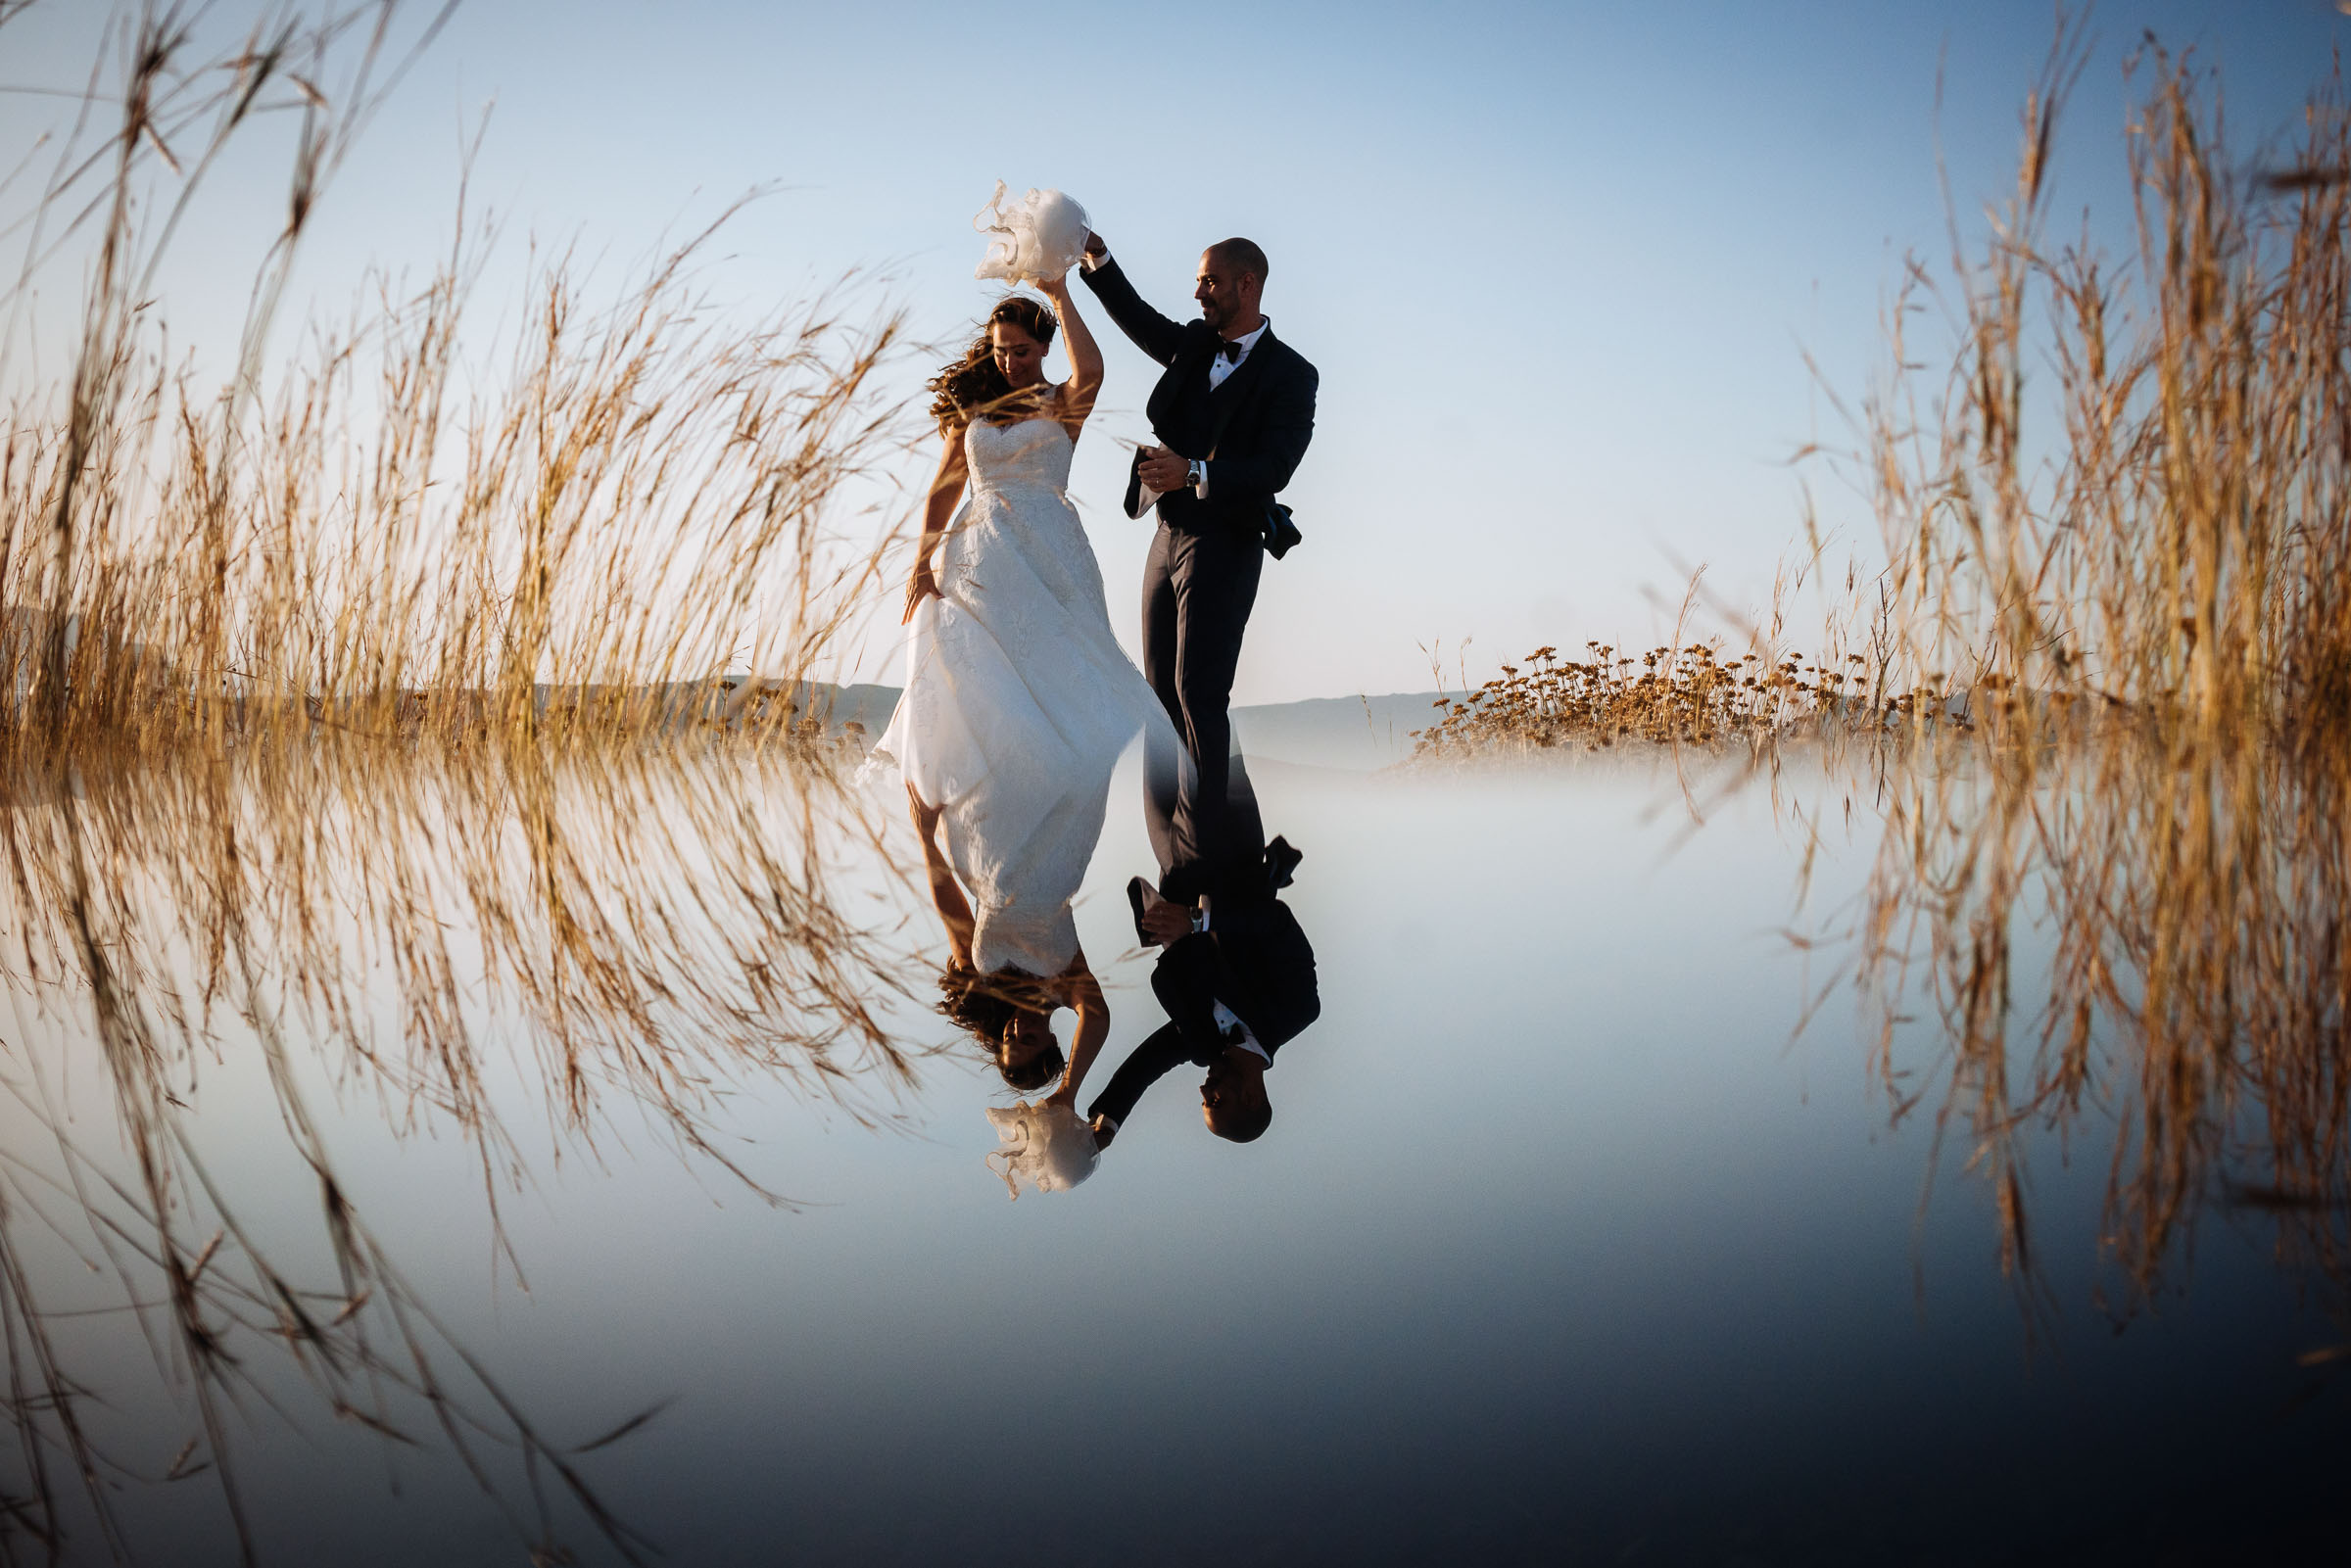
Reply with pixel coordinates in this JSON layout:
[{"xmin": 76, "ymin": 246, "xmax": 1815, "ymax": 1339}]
[
  {"xmin": 974, "ymin": 181, "xmax": 1090, "ymax": 285},
  {"xmin": 984, "ymin": 1098, "xmax": 1100, "ymax": 1199}
]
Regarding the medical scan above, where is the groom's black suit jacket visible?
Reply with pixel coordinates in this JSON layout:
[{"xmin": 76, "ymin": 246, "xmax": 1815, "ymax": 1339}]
[
  {"xmin": 1078, "ymin": 257, "xmax": 1319, "ymax": 536},
  {"xmin": 1084, "ymin": 849, "xmax": 1319, "ymax": 1131}
]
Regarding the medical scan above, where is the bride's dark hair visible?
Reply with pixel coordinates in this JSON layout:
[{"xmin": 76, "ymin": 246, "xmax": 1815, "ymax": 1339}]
[
  {"xmin": 928, "ymin": 295, "xmax": 1058, "ymax": 428},
  {"xmin": 938, "ymin": 963, "xmax": 1065, "ymax": 1091}
]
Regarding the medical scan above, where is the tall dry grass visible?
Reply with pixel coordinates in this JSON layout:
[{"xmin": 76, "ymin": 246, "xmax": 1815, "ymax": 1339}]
[
  {"xmin": 1852, "ymin": 21, "xmax": 2350, "ymax": 728},
  {"xmin": 2, "ymin": 1, "xmax": 912, "ymax": 755}
]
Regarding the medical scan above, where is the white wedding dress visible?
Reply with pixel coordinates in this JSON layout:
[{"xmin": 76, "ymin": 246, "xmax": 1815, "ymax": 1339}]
[{"xmin": 869, "ymin": 413, "xmax": 1172, "ymax": 975}]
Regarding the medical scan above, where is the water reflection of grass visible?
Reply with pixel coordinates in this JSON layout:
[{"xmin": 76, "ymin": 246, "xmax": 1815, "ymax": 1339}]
[
  {"xmin": 0, "ymin": 740, "xmax": 918, "ymax": 1558},
  {"xmin": 1846, "ymin": 719, "xmax": 2350, "ymax": 1337}
]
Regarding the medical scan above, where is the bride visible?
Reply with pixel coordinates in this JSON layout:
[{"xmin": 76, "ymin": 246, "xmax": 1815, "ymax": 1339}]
[{"xmin": 869, "ymin": 274, "xmax": 1170, "ymax": 1102}]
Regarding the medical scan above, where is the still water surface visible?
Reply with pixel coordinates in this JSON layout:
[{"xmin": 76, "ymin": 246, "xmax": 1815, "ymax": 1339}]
[{"xmin": 1, "ymin": 737, "xmax": 2340, "ymax": 1564}]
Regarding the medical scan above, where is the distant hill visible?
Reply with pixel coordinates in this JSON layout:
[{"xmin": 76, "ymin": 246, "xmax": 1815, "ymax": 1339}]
[
  {"xmin": 792, "ymin": 682, "xmax": 905, "ymax": 735},
  {"xmin": 832, "ymin": 685, "xmax": 1446, "ymax": 773},
  {"xmin": 1231, "ymin": 690, "xmax": 1446, "ymax": 772}
]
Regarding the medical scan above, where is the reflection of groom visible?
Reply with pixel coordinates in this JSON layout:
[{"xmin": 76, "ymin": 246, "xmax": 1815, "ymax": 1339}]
[
  {"xmin": 1087, "ymin": 756, "xmax": 1319, "ymax": 1147},
  {"xmin": 1077, "ymin": 229, "xmax": 1318, "ymax": 854}
]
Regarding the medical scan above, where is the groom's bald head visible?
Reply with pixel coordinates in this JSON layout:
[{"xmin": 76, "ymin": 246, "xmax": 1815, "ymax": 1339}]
[
  {"xmin": 1205, "ymin": 238, "xmax": 1268, "ymax": 286},
  {"xmin": 1195, "ymin": 239, "xmax": 1269, "ymax": 337}
]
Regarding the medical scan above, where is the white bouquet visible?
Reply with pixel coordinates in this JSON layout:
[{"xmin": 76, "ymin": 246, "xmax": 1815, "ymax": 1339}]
[
  {"xmin": 973, "ymin": 181, "xmax": 1091, "ymax": 286},
  {"xmin": 983, "ymin": 1098, "xmax": 1100, "ymax": 1199}
]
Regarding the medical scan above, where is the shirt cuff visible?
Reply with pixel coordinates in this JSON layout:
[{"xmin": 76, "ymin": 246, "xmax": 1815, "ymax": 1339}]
[
  {"xmin": 1190, "ymin": 458, "xmax": 1209, "ymax": 499},
  {"xmin": 1080, "ymin": 249, "xmax": 1108, "ymax": 273}
]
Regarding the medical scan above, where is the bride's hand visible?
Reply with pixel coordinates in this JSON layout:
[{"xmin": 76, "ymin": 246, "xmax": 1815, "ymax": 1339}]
[
  {"xmin": 902, "ymin": 561, "xmax": 939, "ymax": 624},
  {"xmin": 1034, "ymin": 271, "xmax": 1072, "ymax": 302}
]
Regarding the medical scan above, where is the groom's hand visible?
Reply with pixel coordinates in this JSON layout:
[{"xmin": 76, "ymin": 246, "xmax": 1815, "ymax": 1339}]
[
  {"xmin": 1138, "ymin": 446, "xmax": 1191, "ymax": 493},
  {"xmin": 1139, "ymin": 900, "xmax": 1195, "ymax": 945},
  {"xmin": 1083, "ymin": 230, "xmax": 1107, "ymax": 261}
]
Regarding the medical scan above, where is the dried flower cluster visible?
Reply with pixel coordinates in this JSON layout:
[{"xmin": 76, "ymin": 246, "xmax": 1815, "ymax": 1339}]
[{"xmin": 1408, "ymin": 641, "xmax": 1977, "ymax": 759}]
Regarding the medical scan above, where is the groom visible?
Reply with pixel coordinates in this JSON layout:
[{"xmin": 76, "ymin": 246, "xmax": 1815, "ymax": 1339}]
[{"xmin": 1078, "ymin": 230, "xmax": 1318, "ymax": 872}]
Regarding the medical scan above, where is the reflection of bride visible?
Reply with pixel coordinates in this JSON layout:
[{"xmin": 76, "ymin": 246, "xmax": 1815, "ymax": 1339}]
[
  {"xmin": 870, "ymin": 262, "xmax": 1173, "ymax": 1108},
  {"xmin": 907, "ymin": 778, "xmax": 1108, "ymax": 1099}
]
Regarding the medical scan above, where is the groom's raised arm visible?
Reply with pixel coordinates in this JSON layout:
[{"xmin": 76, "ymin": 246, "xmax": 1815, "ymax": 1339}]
[{"xmin": 1077, "ymin": 250, "xmax": 1189, "ymax": 368}]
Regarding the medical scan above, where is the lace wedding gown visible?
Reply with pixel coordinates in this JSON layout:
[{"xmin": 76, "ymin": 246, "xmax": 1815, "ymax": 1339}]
[{"xmin": 869, "ymin": 413, "xmax": 1171, "ymax": 974}]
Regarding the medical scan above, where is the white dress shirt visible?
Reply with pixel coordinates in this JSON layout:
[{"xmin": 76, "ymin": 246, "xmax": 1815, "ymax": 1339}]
[
  {"xmin": 1212, "ymin": 1000, "xmax": 1271, "ymax": 1064},
  {"xmin": 1206, "ymin": 316, "xmax": 1270, "ymax": 392}
]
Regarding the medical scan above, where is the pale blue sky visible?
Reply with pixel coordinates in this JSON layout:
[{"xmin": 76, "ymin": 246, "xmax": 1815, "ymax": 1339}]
[{"xmin": 4, "ymin": 1, "xmax": 2342, "ymax": 700}]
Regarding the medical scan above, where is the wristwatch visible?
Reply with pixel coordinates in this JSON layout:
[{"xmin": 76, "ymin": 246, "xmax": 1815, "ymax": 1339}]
[{"xmin": 1185, "ymin": 457, "xmax": 1206, "ymax": 491}]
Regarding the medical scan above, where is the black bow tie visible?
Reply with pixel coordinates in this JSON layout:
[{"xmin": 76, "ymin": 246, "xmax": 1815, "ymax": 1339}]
[{"xmin": 1216, "ymin": 338, "xmax": 1247, "ymax": 364}]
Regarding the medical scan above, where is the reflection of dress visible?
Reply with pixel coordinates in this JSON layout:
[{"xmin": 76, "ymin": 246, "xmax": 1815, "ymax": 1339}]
[{"xmin": 870, "ymin": 414, "xmax": 1169, "ymax": 974}]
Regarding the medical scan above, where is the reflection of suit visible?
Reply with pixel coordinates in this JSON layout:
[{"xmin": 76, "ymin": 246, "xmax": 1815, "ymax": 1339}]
[{"xmin": 1086, "ymin": 756, "xmax": 1319, "ymax": 1129}]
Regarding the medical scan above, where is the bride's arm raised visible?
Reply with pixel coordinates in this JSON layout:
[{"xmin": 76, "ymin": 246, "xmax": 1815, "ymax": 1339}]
[
  {"xmin": 1037, "ymin": 273, "xmax": 1100, "ymax": 435},
  {"xmin": 903, "ymin": 424, "xmax": 970, "ymax": 623}
]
